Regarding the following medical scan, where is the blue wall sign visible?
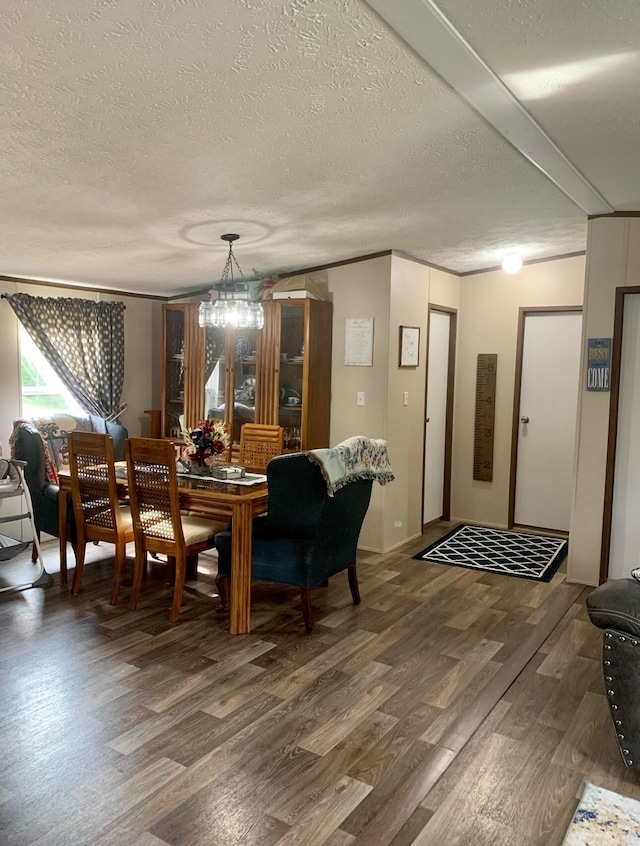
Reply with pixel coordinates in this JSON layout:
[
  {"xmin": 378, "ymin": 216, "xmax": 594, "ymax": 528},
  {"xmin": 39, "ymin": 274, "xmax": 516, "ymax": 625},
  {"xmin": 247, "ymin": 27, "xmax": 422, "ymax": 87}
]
[{"xmin": 586, "ymin": 338, "xmax": 611, "ymax": 392}]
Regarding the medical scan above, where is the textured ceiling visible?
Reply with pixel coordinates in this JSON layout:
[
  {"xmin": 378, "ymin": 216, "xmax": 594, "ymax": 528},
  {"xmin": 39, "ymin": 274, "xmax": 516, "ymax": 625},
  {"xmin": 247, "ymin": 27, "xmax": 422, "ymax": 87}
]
[{"xmin": 1, "ymin": 0, "xmax": 638, "ymax": 296}]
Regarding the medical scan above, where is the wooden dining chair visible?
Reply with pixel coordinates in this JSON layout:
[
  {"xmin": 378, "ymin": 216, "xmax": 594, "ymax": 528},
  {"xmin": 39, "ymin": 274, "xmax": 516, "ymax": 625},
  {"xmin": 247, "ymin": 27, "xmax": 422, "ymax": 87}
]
[
  {"xmin": 239, "ymin": 423, "xmax": 284, "ymax": 472},
  {"xmin": 125, "ymin": 437, "xmax": 228, "ymax": 621},
  {"xmin": 68, "ymin": 432, "xmax": 135, "ymax": 603}
]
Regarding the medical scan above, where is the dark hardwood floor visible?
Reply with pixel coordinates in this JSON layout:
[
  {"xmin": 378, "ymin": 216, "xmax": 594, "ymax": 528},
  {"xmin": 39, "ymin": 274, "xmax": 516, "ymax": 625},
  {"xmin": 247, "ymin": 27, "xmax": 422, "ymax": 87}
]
[{"xmin": 1, "ymin": 524, "xmax": 638, "ymax": 846}]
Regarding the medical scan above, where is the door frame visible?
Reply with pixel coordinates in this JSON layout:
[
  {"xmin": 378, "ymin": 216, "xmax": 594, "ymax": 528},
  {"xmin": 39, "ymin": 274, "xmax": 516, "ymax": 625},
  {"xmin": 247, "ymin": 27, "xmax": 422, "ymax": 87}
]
[
  {"xmin": 599, "ymin": 286, "xmax": 640, "ymax": 583},
  {"xmin": 422, "ymin": 305, "xmax": 457, "ymax": 527},
  {"xmin": 508, "ymin": 305, "xmax": 583, "ymax": 529}
]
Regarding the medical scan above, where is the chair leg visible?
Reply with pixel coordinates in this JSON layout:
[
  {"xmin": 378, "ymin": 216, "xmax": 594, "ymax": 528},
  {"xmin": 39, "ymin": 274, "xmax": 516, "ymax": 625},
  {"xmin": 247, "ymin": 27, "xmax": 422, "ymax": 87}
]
[
  {"xmin": 61, "ymin": 543, "xmax": 77, "ymax": 590},
  {"xmin": 31, "ymin": 537, "xmax": 39, "ymax": 563},
  {"xmin": 71, "ymin": 536, "xmax": 87, "ymax": 595},
  {"xmin": 129, "ymin": 541, "xmax": 146, "ymax": 610},
  {"xmin": 215, "ymin": 572, "xmax": 229, "ymax": 612},
  {"xmin": 110, "ymin": 535, "xmax": 127, "ymax": 605},
  {"xmin": 300, "ymin": 588, "xmax": 314, "ymax": 634},
  {"xmin": 166, "ymin": 556, "xmax": 176, "ymax": 586},
  {"xmin": 186, "ymin": 553, "xmax": 199, "ymax": 581},
  {"xmin": 348, "ymin": 565, "xmax": 361, "ymax": 605},
  {"xmin": 170, "ymin": 554, "xmax": 186, "ymax": 623}
]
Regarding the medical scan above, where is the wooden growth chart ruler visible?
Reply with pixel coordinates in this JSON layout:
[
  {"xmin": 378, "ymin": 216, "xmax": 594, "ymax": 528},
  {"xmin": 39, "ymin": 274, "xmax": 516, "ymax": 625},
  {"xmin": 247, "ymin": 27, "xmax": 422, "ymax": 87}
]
[{"xmin": 473, "ymin": 353, "xmax": 497, "ymax": 481}]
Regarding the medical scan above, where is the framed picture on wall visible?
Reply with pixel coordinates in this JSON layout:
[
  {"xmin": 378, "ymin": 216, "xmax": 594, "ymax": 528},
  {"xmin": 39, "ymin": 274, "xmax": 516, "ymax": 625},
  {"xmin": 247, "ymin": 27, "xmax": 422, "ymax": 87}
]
[{"xmin": 399, "ymin": 325, "xmax": 420, "ymax": 367}]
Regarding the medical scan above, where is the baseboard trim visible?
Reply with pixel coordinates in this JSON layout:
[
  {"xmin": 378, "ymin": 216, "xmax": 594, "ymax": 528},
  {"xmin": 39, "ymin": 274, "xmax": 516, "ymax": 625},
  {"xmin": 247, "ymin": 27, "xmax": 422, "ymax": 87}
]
[{"xmin": 358, "ymin": 532, "xmax": 423, "ymax": 555}]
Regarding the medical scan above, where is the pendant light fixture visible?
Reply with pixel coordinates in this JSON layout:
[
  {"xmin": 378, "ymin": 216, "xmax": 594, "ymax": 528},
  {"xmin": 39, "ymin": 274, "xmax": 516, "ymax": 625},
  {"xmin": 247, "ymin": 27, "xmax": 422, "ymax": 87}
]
[{"xmin": 198, "ymin": 234, "xmax": 264, "ymax": 330}]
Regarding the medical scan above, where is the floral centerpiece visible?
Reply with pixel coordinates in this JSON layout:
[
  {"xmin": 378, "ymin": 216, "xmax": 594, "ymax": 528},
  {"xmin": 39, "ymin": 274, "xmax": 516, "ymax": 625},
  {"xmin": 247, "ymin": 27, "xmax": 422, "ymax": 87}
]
[{"xmin": 181, "ymin": 419, "xmax": 230, "ymax": 471}]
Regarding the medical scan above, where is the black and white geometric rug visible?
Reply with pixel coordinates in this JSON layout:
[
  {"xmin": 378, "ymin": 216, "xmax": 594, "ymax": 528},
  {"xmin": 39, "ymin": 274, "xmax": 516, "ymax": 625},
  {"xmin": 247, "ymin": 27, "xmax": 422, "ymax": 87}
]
[{"xmin": 413, "ymin": 524, "xmax": 568, "ymax": 582}]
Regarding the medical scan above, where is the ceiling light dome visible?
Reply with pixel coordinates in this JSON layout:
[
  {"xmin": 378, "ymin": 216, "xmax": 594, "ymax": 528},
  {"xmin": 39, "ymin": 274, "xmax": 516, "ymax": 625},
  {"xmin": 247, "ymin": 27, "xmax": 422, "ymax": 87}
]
[{"xmin": 502, "ymin": 253, "xmax": 523, "ymax": 275}]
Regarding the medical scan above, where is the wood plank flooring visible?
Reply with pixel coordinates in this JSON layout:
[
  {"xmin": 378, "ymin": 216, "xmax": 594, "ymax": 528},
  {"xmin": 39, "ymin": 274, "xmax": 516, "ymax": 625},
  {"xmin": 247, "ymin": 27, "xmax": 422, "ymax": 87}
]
[{"xmin": 1, "ymin": 523, "xmax": 639, "ymax": 846}]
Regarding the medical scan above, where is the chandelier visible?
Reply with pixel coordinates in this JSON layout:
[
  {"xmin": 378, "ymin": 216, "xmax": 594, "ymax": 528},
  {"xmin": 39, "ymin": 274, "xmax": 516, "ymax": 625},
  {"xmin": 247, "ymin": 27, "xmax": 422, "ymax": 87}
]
[{"xmin": 198, "ymin": 234, "xmax": 264, "ymax": 330}]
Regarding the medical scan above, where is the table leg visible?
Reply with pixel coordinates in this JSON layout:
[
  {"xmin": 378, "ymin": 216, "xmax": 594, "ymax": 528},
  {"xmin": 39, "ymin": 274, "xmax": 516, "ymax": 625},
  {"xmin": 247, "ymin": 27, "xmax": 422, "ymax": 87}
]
[
  {"xmin": 229, "ymin": 501, "xmax": 253, "ymax": 634},
  {"xmin": 58, "ymin": 489, "xmax": 68, "ymax": 588}
]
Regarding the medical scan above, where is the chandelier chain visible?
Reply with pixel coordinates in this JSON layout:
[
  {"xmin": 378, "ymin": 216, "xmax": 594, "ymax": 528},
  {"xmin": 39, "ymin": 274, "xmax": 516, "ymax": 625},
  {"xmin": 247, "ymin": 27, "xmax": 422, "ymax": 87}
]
[
  {"xmin": 198, "ymin": 233, "xmax": 265, "ymax": 330},
  {"xmin": 219, "ymin": 244, "xmax": 245, "ymax": 287}
]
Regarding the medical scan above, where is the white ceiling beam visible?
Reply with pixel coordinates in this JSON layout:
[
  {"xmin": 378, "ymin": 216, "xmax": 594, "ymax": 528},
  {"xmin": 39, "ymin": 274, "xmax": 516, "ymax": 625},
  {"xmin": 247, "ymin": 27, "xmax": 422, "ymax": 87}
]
[{"xmin": 364, "ymin": 0, "xmax": 614, "ymax": 215}]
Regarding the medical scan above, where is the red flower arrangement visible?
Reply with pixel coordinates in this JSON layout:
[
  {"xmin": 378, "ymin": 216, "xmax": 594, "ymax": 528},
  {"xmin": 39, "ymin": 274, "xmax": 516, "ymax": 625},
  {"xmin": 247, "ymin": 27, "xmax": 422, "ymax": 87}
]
[{"xmin": 181, "ymin": 419, "xmax": 230, "ymax": 467}]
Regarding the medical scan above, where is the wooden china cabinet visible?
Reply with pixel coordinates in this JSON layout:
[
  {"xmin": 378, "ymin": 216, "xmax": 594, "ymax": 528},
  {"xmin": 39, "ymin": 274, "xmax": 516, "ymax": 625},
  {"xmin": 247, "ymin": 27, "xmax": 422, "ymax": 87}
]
[{"xmin": 161, "ymin": 298, "xmax": 332, "ymax": 451}]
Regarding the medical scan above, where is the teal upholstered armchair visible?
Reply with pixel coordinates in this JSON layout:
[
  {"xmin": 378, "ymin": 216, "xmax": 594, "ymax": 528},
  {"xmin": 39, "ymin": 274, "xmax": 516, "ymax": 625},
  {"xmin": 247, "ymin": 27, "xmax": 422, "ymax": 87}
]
[
  {"xmin": 214, "ymin": 452, "xmax": 374, "ymax": 633},
  {"xmin": 10, "ymin": 415, "xmax": 127, "ymax": 568},
  {"xmin": 11, "ymin": 422, "xmax": 77, "ymax": 565}
]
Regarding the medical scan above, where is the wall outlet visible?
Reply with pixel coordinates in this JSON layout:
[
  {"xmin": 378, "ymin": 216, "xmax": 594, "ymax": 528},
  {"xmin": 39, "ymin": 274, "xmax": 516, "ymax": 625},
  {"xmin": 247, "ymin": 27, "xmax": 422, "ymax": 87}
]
[
  {"xmin": 403, "ymin": 391, "xmax": 409, "ymax": 406},
  {"xmin": 393, "ymin": 520, "xmax": 402, "ymax": 528},
  {"xmin": 357, "ymin": 391, "xmax": 365, "ymax": 406}
]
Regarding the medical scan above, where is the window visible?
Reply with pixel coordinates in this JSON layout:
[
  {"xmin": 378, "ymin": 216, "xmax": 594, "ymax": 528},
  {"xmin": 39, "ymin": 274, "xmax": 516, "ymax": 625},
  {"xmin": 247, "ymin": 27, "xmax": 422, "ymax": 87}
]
[{"xmin": 20, "ymin": 327, "xmax": 83, "ymax": 418}]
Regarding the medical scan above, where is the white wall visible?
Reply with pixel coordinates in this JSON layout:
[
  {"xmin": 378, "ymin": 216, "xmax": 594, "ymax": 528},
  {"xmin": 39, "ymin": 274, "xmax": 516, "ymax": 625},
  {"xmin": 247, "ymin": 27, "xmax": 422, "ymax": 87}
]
[
  {"xmin": 325, "ymin": 255, "xmax": 391, "ymax": 551},
  {"xmin": 324, "ymin": 253, "xmax": 459, "ymax": 552},
  {"xmin": 451, "ymin": 256, "xmax": 586, "ymax": 528},
  {"xmin": 570, "ymin": 217, "xmax": 640, "ymax": 585},
  {"xmin": 386, "ymin": 255, "xmax": 431, "ymax": 550}
]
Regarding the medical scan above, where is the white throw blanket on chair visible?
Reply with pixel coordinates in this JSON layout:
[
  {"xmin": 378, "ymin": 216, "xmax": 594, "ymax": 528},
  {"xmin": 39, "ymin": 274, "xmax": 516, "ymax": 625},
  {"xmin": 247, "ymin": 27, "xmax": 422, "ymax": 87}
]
[{"xmin": 307, "ymin": 436, "xmax": 395, "ymax": 496}]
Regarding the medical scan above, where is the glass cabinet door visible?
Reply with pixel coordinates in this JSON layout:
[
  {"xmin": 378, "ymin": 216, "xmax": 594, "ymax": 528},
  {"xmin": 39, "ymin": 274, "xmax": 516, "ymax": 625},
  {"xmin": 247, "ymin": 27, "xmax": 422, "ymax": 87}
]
[
  {"xmin": 231, "ymin": 328, "xmax": 259, "ymax": 443},
  {"xmin": 278, "ymin": 304, "xmax": 305, "ymax": 451},
  {"xmin": 163, "ymin": 307, "xmax": 185, "ymax": 438},
  {"xmin": 203, "ymin": 325, "xmax": 227, "ymax": 426},
  {"xmin": 203, "ymin": 325, "xmax": 260, "ymax": 445}
]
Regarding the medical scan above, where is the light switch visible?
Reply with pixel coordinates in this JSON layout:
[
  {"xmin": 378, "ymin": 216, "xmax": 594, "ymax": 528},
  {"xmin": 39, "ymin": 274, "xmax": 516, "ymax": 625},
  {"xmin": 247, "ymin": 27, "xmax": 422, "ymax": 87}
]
[
  {"xmin": 357, "ymin": 391, "xmax": 365, "ymax": 406},
  {"xmin": 403, "ymin": 391, "xmax": 409, "ymax": 406}
]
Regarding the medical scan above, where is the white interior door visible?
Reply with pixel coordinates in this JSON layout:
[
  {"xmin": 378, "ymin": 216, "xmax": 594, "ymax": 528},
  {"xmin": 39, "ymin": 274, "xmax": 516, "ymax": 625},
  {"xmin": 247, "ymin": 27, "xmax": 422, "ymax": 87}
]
[
  {"xmin": 514, "ymin": 312, "xmax": 582, "ymax": 531},
  {"xmin": 609, "ymin": 294, "xmax": 640, "ymax": 579},
  {"xmin": 423, "ymin": 311, "xmax": 450, "ymax": 524}
]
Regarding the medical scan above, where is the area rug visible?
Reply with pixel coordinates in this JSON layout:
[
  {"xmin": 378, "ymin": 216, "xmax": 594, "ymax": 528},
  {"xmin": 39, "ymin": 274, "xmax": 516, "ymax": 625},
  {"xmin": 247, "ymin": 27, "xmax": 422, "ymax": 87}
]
[
  {"xmin": 562, "ymin": 782, "xmax": 640, "ymax": 844},
  {"xmin": 413, "ymin": 523, "xmax": 568, "ymax": 581}
]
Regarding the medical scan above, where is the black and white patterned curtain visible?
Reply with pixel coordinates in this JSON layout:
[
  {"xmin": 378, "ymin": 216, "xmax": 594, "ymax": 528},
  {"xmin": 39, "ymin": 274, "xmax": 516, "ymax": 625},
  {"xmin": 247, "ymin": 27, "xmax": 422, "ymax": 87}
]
[{"xmin": 4, "ymin": 293, "xmax": 126, "ymax": 419}]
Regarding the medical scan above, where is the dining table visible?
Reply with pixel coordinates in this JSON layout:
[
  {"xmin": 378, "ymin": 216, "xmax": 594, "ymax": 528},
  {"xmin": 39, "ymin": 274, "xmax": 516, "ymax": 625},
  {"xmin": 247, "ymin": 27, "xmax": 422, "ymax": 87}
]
[{"xmin": 57, "ymin": 467, "xmax": 268, "ymax": 634}]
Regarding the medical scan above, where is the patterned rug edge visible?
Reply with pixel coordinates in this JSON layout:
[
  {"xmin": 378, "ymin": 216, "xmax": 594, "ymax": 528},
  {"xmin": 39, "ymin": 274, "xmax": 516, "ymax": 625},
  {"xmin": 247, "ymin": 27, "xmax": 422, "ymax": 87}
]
[
  {"xmin": 413, "ymin": 523, "xmax": 569, "ymax": 583},
  {"xmin": 562, "ymin": 781, "xmax": 640, "ymax": 844}
]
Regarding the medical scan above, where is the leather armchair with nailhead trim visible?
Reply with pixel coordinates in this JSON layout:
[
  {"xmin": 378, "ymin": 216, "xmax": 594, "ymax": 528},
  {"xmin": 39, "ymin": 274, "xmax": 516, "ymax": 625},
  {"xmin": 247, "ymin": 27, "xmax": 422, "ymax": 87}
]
[{"xmin": 586, "ymin": 579, "xmax": 640, "ymax": 770}]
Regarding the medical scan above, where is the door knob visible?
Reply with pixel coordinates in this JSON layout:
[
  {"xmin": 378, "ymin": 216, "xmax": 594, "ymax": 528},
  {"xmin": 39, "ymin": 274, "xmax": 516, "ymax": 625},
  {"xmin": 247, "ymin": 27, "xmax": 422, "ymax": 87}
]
[{"xmin": 521, "ymin": 416, "xmax": 529, "ymax": 424}]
